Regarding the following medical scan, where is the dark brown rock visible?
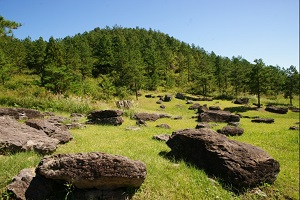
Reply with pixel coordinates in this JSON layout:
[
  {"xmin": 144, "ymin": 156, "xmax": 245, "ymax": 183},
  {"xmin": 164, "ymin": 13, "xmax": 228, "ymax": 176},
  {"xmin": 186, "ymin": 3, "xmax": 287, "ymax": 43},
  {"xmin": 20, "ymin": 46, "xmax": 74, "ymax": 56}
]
[
  {"xmin": 166, "ymin": 128, "xmax": 280, "ymax": 190},
  {"xmin": 25, "ymin": 119, "xmax": 73, "ymax": 144},
  {"xmin": 175, "ymin": 93, "xmax": 185, "ymax": 100},
  {"xmin": 233, "ymin": 98, "xmax": 249, "ymax": 105},
  {"xmin": 198, "ymin": 110, "xmax": 240, "ymax": 123},
  {"xmin": 132, "ymin": 113, "xmax": 160, "ymax": 121},
  {"xmin": 188, "ymin": 103, "xmax": 201, "ymax": 110},
  {"xmin": 0, "ymin": 107, "xmax": 43, "ymax": 120},
  {"xmin": 197, "ymin": 105, "xmax": 209, "ymax": 113},
  {"xmin": 0, "ymin": 116, "xmax": 59, "ymax": 155},
  {"xmin": 209, "ymin": 106, "xmax": 221, "ymax": 110},
  {"xmin": 6, "ymin": 168, "xmax": 63, "ymax": 200},
  {"xmin": 156, "ymin": 124, "xmax": 171, "ymax": 129},
  {"xmin": 289, "ymin": 126, "xmax": 299, "ymax": 130},
  {"xmin": 87, "ymin": 110, "xmax": 124, "ymax": 126},
  {"xmin": 152, "ymin": 134, "xmax": 171, "ymax": 141},
  {"xmin": 251, "ymin": 118, "xmax": 274, "ymax": 124},
  {"xmin": 265, "ymin": 106, "xmax": 288, "ymax": 114},
  {"xmin": 195, "ymin": 122, "xmax": 210, "ymax": 129},
  {"xmin": 217, "ymin": 126, "xmax": 244, "ymax": 136},
  {"xmin": 136, "ymin": 119, "xmax": 147, "ymax": 126},
  {"xmin": 36, "ymin": 152, "xmax": 147, "ymax": 190}
]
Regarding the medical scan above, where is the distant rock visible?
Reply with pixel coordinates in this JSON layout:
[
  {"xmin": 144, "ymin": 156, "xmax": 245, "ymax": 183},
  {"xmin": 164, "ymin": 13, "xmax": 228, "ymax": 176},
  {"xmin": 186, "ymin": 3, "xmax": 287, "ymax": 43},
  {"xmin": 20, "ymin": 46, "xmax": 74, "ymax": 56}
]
[
  {"xmin": 188, "ymin": 103, "xmax": 201, "ymax": 110},
  {"xmin": 209, "ymin": 106, "xmax": 221, "ymax": 110},
  {"xmin": 233, "ymin": 98, "xmax": 249, "ymax": 105},
  {"xmin": 265, "ymin": 106, "xmax": 288, "ymax": 114},
  {"xmin": 289, "ymin": 126, "xmax": 299, "ymax": 130},
  {"xmin": 198, "ymin": 110, "xmax": 240, "ymax": 123},
  {"xmin": 251, "ymin": 118, "xmax": 274, "ymax": 124},
  {"xmin": 195, "ymin": 122, "xmax": 210, "ymax": 129},
  {"xmin": 175, "ymin": 93, "xmax": 185, "ymax": 100},
  {"xmin": 217, "ymin": 126, "xmax": 244, "ymax": 136},
  {"xmin": 87, "ymin": 110, "xmax": 124, "ymax": 126},
  {"xmin": 132, "ymin": 113, "xmax": 160, "ymax": 121},
  {"xmin": 156, "ymin": 124, "xmax": 171, "ymax": 129},
  {"xmin": 0, "ymin": 107, "xmax": 43, "ymax": 120},
  {"xmin": 152, "ymin": 134, "xmax": 171, "ymax": 142},
  {"xmin": 116, "ymin": 100, "xmax": 132, "ymax": 109}
]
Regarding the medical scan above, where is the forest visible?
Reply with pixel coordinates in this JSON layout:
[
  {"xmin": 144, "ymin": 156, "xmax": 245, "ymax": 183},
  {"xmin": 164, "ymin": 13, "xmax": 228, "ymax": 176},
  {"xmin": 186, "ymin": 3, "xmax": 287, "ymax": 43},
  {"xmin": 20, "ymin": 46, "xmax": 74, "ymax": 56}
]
[{"xmin": 0, "ymin": 16, "xmax": 299, "ymax": 106}]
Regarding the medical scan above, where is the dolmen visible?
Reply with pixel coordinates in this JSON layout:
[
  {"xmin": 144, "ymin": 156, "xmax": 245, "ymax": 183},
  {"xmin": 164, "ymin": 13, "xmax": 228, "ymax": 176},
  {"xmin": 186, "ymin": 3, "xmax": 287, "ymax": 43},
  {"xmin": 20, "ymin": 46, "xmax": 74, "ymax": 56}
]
[
  {"xmin": 7, "ymin": 152, "xmax": 147, "ymax": 200},
  {"xmin": 166, "ymin": 128, "xmax": 280, "ymax": 191},
  {"xmin": 87, "ymin": 110, "xmax": 124, "ymax": 126}
]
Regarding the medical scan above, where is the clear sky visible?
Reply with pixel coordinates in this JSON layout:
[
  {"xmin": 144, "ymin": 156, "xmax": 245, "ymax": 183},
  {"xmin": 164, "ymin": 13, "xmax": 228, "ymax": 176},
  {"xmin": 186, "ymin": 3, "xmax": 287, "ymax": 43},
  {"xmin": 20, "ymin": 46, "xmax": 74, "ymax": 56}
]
[{"xmin": 0, "ymin": 0, "xmax": 299, "ymax": 69}]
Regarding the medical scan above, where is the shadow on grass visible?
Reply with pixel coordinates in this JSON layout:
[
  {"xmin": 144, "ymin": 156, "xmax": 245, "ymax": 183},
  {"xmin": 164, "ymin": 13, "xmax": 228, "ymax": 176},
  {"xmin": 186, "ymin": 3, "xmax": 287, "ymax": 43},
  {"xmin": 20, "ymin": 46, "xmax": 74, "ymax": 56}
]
[
  {"xmin": 158, "ymin": 150, "xmax": 249, "ymax": 195},
  {"xmin": 223, "ymin": 106, "xmax": 258, "ymax": 113}
]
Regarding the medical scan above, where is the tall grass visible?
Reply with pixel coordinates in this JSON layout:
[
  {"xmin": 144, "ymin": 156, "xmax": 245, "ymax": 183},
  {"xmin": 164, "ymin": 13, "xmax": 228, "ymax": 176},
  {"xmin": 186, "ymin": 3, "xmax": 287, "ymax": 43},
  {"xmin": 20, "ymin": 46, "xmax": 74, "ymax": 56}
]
[{"xmin": 0, "ymin": 92, "xmax": 299, "ymax": 199}]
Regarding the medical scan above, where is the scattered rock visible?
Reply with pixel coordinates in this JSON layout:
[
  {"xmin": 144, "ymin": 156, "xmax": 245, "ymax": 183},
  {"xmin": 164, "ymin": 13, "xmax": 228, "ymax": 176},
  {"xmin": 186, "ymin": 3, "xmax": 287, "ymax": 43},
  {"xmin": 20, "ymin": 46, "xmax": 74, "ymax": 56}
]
[
  {"xmin": 166, "ymin": 128, "xmax": 280, "ymax": 190},
  {"xmin": 217, "ymin": 126, "xmax": 244, "ymax": 136},
  {"xmin": 175, "ymin": 93, "xmax": 185, "ymax": 100},
  {"xmin": 198, "ymin": 110, "xmax": 240, "ymax": 123},
  {"xmin": 136, "ymin": 119, "xmax": 147, "ymax": 126},
  {"xmin": 152, "ymin": 134, "xmax": 171, "ymax": 142},
  {"xmin": 197, "ymin": 105, "xmax": 209, "ymax": 113},
  {"xmin": 25, "ymin": 119, "xmax": 73, "ymax": 144},
  {"xmin": 160, "ymin": 104, "xmax": 166, "ymax": 109},
  {"xmin": 132, "ymin": 113, "xmax": 160, "ymax": 121},
  {"xmin": 36, "ymin": 152, "xmax": 147, "ymax": 190},
  {"xmin": 156, "ymin": 100, "xmax": 163, "ymax": 104},
  {"xmin": 290, "ymin": 107, "xmax": 300, "ymax": 112},
  {"xmin": 265, "ymin": 106, "xmax": 288, "ymax": 114},
  {"xmin": 233, "ymin": 98, "xmax": 249, "ymax": 105},
  {"xmin": 227, "ymin": 122, "xmax": 240, "ymax": 127},
  {"xmin": 145, "ymin": 94, "xmax": 153, "ymax": 98},
  {"xmin": 116, "ymin": 100, "xmax": 132, "ymax": 109},
  {"xmin": 70, "ymin": 113, "xmax": 85, "ymax": 118},
  {"xmin": 156, "ymin": 124, "xmax": 171, "ymax": 129},
  {"xmin": 173, "ymin": 116, "xmax": 182, "ymax": 120},
  {"xmin": 195, "ymin": 122, "xmax": 210, "ymax": 129},
  {"xmin": 0, "ymin": 116, "xmax": 60, "ymax": 155},
  {"xmin": 161, "ymin": 94, "xmax": 172, "ymax": 102},
  {"xmin": 87, "ymin": 110, "xmax": 124, "ymax": 126},
  {"xmin": 186, "ymin": 100, "xmax": 193, "ymax": 104},
  {"xmin": 0, "ymin": 107, "xmax": 43, "ymax": 120},
  {"xmin": 209, "ymin": 106, "xmax": 221, "ymax": 110},
  {"xmin": 159, "ymin": 113, "xmax": 172, "ymax": 118},
  {"xmin": 125, "ymin": 126, "xmax": 141, "ymax": 131},
  {"xmin": 289, "ymin": 126, "xmax": 299, "ymax": 130},
  {"xmin": 251, "ymin": 118, "xmax": 274, "ymax": 124},
  {"xmin": 188, "ymin": 103, "xmax": 201, "ymax": 110}
]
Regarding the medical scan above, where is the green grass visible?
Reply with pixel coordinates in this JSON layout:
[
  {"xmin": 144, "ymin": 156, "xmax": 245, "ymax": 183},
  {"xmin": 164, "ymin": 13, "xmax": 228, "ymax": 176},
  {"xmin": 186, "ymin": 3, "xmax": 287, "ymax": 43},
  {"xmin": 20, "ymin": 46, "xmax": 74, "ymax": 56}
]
[{"xmin": 0, "ymin": 93, "xmax": 299, "ymax": 199}]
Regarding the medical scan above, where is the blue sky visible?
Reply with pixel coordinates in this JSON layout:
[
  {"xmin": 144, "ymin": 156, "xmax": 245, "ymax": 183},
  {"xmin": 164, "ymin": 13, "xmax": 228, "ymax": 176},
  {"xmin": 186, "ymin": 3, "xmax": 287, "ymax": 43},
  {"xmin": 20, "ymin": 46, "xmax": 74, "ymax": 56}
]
[{"xmin": 0, "ymin": 0, "xmax": 299, "ymax": 69}]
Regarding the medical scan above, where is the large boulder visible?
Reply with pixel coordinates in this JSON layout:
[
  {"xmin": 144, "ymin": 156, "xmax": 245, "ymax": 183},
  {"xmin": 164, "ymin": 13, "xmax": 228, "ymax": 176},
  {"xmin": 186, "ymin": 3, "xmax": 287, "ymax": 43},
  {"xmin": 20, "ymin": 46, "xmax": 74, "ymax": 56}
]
[
  {"xmin": 36, "ymin": 152, "xmax": 147, "ymax": 190},
  {"xmin": 87, "ymin": 110, "xmax": 124, "ymax": 126},
  {"xmin": 166, "ymin": 128, "xmax": 280, "ymax": 190},
  {"xmin": 0, "ymin": 107, "xmax": 43, "ymax": 120},
  {"xmin": 0, "ymin": 116, "xmax": 60, "ymax": 155},
  {"xmin": 265, "ymin": 106, "xmax": 288, "ymax": 114},
  {"xmin": 198, "ymin": 110, "xmax": 240, "ymax": 123},
  {"xmin": 25, "ymin": 119, "xmax": 73, "ymax": 144}
]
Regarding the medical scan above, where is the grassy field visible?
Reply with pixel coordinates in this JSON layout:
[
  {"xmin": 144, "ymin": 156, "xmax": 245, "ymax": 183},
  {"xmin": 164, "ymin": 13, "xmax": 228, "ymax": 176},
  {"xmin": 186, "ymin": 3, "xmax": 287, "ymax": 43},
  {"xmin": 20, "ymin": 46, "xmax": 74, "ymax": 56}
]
[{"xmin": 0, "ymin": 93, "xmax": 299, "ymax": 199}]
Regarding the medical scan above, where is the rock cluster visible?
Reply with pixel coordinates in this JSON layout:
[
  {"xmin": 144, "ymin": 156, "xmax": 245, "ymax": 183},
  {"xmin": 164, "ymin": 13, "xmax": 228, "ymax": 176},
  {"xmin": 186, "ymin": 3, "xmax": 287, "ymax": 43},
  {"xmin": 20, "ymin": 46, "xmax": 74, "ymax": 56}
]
[{"xmin": 166, "ymin": 128, "xmax": 280, "ymax": 191}]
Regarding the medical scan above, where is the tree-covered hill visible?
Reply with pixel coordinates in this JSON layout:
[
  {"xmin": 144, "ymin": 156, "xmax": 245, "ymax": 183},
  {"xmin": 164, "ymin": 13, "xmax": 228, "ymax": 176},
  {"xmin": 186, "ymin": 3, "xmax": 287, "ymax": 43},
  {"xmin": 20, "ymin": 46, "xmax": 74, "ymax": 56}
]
[{"xmin": 0, "ymin": 16, "xmax": 299, "ymax": 104}]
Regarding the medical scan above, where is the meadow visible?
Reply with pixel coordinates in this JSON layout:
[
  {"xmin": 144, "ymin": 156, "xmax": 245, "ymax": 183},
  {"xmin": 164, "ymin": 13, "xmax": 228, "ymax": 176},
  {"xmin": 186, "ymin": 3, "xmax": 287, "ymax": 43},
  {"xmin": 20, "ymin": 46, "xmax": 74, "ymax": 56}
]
[{"xmin": 0, "ymin": 93, "xmax": 299, "ymax": 200}]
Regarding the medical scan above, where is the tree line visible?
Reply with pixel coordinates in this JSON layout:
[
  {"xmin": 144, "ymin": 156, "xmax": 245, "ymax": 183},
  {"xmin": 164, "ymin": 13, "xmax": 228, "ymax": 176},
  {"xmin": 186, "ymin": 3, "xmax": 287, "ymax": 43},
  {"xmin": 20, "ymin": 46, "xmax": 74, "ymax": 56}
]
[{"xmin": 0, "ymin": 16, "xmax": 299, "ymax": 105}]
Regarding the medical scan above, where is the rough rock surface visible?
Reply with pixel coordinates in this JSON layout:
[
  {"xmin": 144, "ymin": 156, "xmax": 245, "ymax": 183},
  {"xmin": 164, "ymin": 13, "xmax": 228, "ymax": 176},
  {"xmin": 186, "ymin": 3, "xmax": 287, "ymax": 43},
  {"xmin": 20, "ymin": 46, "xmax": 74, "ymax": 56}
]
[
  {"xmin": 87, "ymin": 110, "xmax": 124, "ymax": 126},
  {"xmin": 195, "ymin": 122, "xmax": 211, "ymax": 129},
  {"xmin": 233, "ymin": 98, "xmax": 249, "ymax": 105},
  {"xmin": 209, "ymin": 106, "xmax": 221, "ymax": 110},
  {"xmin": 132, "ymin": 112, "xmax": 160, "ymax": 121},
  {"xmin": 0, "ymin": 116, "xmax": 60, "ymax": 155},
  {"xmin": 36, "ymin": 152, "xmax": 147, "ymax": 190},
  {"xmin": 188, "ymin": 103, "xmax": 201, "ymax": 110},
  {"xmin": 25, "ymin": 119, "xmax": 73, "ymax": 144},
  {"xmin": 156, "ymin": 124, "xmax": 171, "ymax": 129},
  {"xmin": 289, "ymin": 126, "xmax": 299, "ymax": 130},
  {"xmin": 217, "ymin": 126, "xmax": 244, "ymax": 136},
  {"xmin": 166, "ymin": 128, "xmax": 280, "ymax": 190},
  {"xmin": 251, "ymin": 118, "xmax": 274, "ymax": 124},
  {"xmin": 116, "ymin": 100, "xmax": 132, "ymax": 109},
  {"xmin": 0, "ymin": 107, "xmax": 43, "ymax": 120},
  {"xmin": 152, "ymin": 134, "xmax": 171, "ymax": 141},
  {"xmin": 198, "ymin": 110, "xmax": 240, "ymax": 123},
  {"xmin": 265, "ymin": 106, "xmax": 288, "ymax": 114}
]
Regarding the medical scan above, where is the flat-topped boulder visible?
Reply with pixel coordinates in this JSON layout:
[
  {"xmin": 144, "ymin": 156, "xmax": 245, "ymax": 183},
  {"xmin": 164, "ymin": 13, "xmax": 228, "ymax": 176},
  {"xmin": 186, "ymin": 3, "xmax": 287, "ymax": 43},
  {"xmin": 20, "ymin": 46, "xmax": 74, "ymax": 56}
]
[
  {"xmin": 25, "ymin": 119, "xmax": 73, "ymax": 144},
  {"xmin": 198, "ymin": 110, "xmax": 240, "ymax": 123},
  {"xmin": 0, "ymin": 107, "xmax": 43, "ymax": 120},
  {"xmin": 233, "ymin": 98, "xmax": 249, "ymax": 105},
  {"xmin": 36, "ymin": 152, "xmax": 147, "ymax": 190},
  {"xmin": 166, "ymin": 128, "xmax": 280, "ymax": 190},
  {"xmin": 265, "ymin": 106, "xmax": 288, "ymax": 114},
  {"xmin": 0, "ymin": 116, "xmax": 59, "ymax": 155},
  {"xmin": 87, "ymin": 110, "xmax": 124, "ymax": 126}
]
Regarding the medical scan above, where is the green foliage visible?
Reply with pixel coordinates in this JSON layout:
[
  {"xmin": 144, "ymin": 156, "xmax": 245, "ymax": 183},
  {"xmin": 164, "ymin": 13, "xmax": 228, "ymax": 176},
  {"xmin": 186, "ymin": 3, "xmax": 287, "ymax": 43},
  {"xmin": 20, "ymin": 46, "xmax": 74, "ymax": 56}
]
[{"xmin": 0, "ymin": 15, "xmax": 21, "ymax": 37}]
